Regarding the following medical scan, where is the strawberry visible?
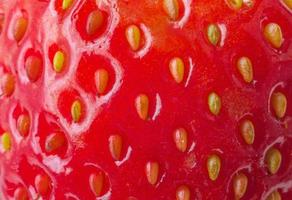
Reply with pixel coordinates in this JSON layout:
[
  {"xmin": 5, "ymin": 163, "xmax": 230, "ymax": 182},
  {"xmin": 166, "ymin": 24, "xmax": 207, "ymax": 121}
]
[{"xmin": 0, "ymin": 0, "xmax": 291, "ymax": 199}]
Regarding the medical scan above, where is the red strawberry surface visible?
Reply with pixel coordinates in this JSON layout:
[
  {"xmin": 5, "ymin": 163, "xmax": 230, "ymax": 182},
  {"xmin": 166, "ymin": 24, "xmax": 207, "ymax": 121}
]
[{"xmin": 0, "ymin": 0, "xmax": 291, "ymax": 199}]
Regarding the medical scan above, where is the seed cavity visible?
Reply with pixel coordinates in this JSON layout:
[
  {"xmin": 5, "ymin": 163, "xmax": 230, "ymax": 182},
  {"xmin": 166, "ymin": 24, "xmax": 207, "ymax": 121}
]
[
  {"xmin": 237, "ymin": 57, "xmax": 253, "ymax": 83},
  {"xmin": 125, "ymin": 25, "xmax": 141, "ymax": 51},
  {"xmin": 169, "ymin": 57, "xmax": 185, "ymax": 83},
  {"xmin": 17, "ymin": 114, "xmax": 30, "ymax": 137},
  {"xmin": 173, "ymin": 128, "xmax": 188, "ymax": 152},
  {"xmin": 45, "ymin": 132, "xmax": 66, "ymax": 153},
  {"xmin": 89, "ymin": 172, "xmax": 104, "ymax": 197},
  {"xmin": 267, "ymin": 190, "xmax": 281, "ymax": 200},
  {"xmin": 263, "ymin": 23, "xmax": 283, "ymax": 49},
  {"xmin": 25, "ymin": 55, "xmax": 42, "ymax": 82},
  {"xmin": 271, "ymin": 92, "xmax": 287, "ymax": 119},
  {"xmin": 71, "ymin": 99, "xmax": 82, "ymax": 123},
  {"xmin": 239, "ymin": 119, "xmax": 255, "ymax": 145},
  {"xmin": 207, "ymin": 154, "xmax": 221, "ymax": 181},
  {"xmin": 233, "ymin": 173, "xmax": 248, "ymax": 200},
  {"xmin": 226, "ymin": 0, "xmax": 243, "ymax": 10},
  {"xmin": 109, "ymin": 134, "xmax": 123, "ymax": 160},
  {"xmin": 208, "ymin": 92, "xmax": 221, "ymax": 115},
  {"xmin": 13, "ymin": 17, "xmax": 28, "ymax": 42},
  {"xmin": 53, "ymin": 50, "xmax": 65, "ymax": 73},
  {"xmin": 14, "ymin": 186, "xmax": 29, "ymax": 200},
  {"xmin": 62, "ymin": 0, "xmax": 74, "ymax": 10},
  {"xmin": 265, "ymin": 147, "xmax": 282, "ymax": 175},
  {"xmin": 135, "ymin": 94, "xmax": 149, "ymax": 120},
  {"xmin": 35, "ymin": 174, "xmax": 51, "ymax": 196},
  {"xmin": 163, "ymin": 0, "xmax": 179, "ymax": 21},
  {"xmin": 95, "ymin": 69, "xmax": 109, "ymax": 95},
  {"xmin": 176, "ymin": 185, "xmax": 190, "ymax": 200},
  {"xmin": 86, "ymin": 10, "xmax": 104, "ymax": 36},
  {"xmin": 1, "ymin": 73, "xmax": 15, "ymax": 97},
  {"xmin": 207, "ymin": 24, "xmax": 221, "ymax": 46},
  {"xmin": 1, "ymin": 132, "xmax": 12, "ymax": 152},
  {"xmin": 145, "ymin": 161, "xmax": 159, "ymax": 185}
]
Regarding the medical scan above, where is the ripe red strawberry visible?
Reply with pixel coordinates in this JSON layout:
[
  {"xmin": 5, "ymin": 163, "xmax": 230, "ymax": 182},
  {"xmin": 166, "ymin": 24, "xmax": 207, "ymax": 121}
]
[{"xmin": 0, "ymin": 0, "xmax": 291, "ymax": 199}]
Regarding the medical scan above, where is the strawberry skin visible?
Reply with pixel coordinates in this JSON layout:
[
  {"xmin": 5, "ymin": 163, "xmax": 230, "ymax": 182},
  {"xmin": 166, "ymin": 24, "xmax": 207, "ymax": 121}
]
[{"xmin": 0, "ymin": 0, "xmax": 291, "ymax": 199}]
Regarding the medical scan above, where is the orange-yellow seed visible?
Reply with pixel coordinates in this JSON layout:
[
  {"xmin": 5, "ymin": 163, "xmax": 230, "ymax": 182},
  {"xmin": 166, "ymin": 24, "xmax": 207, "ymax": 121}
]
[
  {"xmin": 14, "ymin": 186, "xmax": 29, "ymax": 200},
  {"xmin": 0, "ymin": 14, "xmax": 4, "ymax": 34},
  {"xmin": 13, "ymin": 17, "xmax": 28, "ymax": 42},
  {"xmin": 45, "ymin": 132, "xmax": 66, "ymax": 153},
  {"xmin": 237, "ymin": 57, "xmax": 253, "ymax": 83},
  {"xmin": 86, "ymin": 10, "xmax": 104, "ymax": 36},
  {"xmin": 1, "ymin": 73, "xmax": 15, "ymax": 97},
  {"xmin": 263, "ymin": 23, "xmax": 283, "ymax": 49},
  {"xmin": 109, "ymin": 134, "xmax": 123, "ymax": 160},
  {"xmin": 145, "ymin": 161, "xmax": 159, "ymax": 185},
  {"xmin": 239, "ymin": 119, "xmax": 255, "ymax": 145},
  {"xmin": 35, "ymin": 174, "xmax": 51, "ymax": 196},
  {"xmin": 266, "ymin": 190, "xmax": 282, "ymax": 200},
  {"xmin": 135, "ymin": 94, "xmax": 149, "ymax": 120},
  {"xmin": 271, "ymin": 92, "xmax": 287, "ymax": 119},
  {"xmin": 169, "ymin": 57, "xmax": 185, "ymax": 83},
  {"xmin": 71, "ymin": 100, "xmax": 82, "ymax": 123},
  {"xmin": 17, "ymin": 114, "xmax": 30, "ymax": 137},
  {"xmin": 207, "ymin": 24, "xmax": 221, "ymax": 46},
  {"xmin": 125, "ymin": 25, "xmax": 141, "ymax": 51},
  {"xmin": 1, "ymin": 132, "xmax": 12, "ymax": 152},
  {"xmin": 265, "ymin": 147, "xmax": 282, "ymax": 175},
  {"xmin": 208, "ymin": 92, "xmax": 221, "ymax": 115},
  {"xmin": 163, "ymin": 0, "xmax": 179, "ymax": 20},
  {"xmin": 176, "ymin": 185, "xmax": 190, "ymax": 200},
  {"xmin": 283, "ymin": 0, "xmax": 292, "ymax": 9},
  {"xmin": 207, "ymin": 154, "xmax": 221, "ymax": 181},
  {"xmin": 226, "ymin": 0, "xmax": 243, "ymax": 10},
  {"xmin": 62, "ymin": 0, "xmax": 74, "ymax": 10},
  {"xmin": 95, "ymin": 69, "xmax": 109, "ymax": 95},
  {"xmin": 25, "ymin": 56, "xmax": 42, "ymax": 82},
  {"xmin": 89, "ymin": 172, "xmax": 104, "ymax": 197},
  {"xmin": 233, "ymin": 173, "xmax": 248, "ymax": 200},
  {"xmin": 173, "ymin": 128, "xmax": 188, "ymax": 152}
]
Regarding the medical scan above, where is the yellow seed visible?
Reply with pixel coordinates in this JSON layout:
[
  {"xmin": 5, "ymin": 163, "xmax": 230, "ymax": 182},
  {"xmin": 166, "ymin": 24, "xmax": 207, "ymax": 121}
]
[
  {"xmin": 13, "ymin": 17, "xmax": 28, "ymax": 42},
  {"xmin": 71, "ymin": 100, "xmax": 82, "ymax": 123},
  {"xmin": 1, "ymin": 73, "xmax": 15, "ymax": 97},
  {"xmin": 1, "ymin": 132, "xmax": 11, "ymax": 152},
  {"xmin": 271, "ymin": 92, "xmax": 287, "ymax": 119},
  {"xmin": 62, "ymin": 0, "xmax": 74, "ymax": 10},
  {"xmin": 109, "ymin": 134, "xmax": 123, "ymax": 160},
  {"xmin": 266, "ymin": 190, "xmax": 282, "ymax": 200},
  {"xmin": 265, "ymin": 147, "xmax": 282, "ymax": 175},
  {"xmin": 89, "ymin": 172, "xmax": 104, "ymax": 197},
  {"xmin": 207, "ymin": 154, "xmax": 221, "ymax": 181},
  {"xmin": 283, "ymin": 0, "xmax": 292, "ymax": 9},
  {"xmin": 208, "ymin": 92, "xmax": 221, "ymax": 115},
  {"xmin": 145, "ymin": 161, "xmax": 159, "ymax": 185},
  {"xmin": 135, "ymin": 94, "xmax": 149, "ymax": 120},
  {"xmin": 263, "ymin": 23, "xmax": 283, "ymax": 49},
  {"xmin": 207, "ymin": 24, "xmax": 221, "ymax": 46},
  {"xmin": 169, "ymin": 57, "xmax": 185, "ymax": 84},
  {"xmin": 95, "ymin": 69, "xmax": 109, "ymax": 95},
  {"xmin": 53, "ymin": 51, "xmax": 65, "ymax": 73},
  {"xmin": 237, "ymin": 57, "xmax": 253, "ymax": 83},
  {"xmin": 233, "ymin": 173, "xmax": 248, "ymax": 200},
  {"xmin": 86, "ymin": 10, "xmax": 104, "ymax": 36},
  {"xmin": 125, "ymin": 25, "xmax": 141, "ymax": 51},
  {"xmin": 176, "ymin": 185, "xmax": 190, "ymax": 200},
  {"xmin": 239, "ymin": 119, "xmax": 255, "ymax": 145},
  {"xmin": 163, "ymin": 0, "xmax": 179, "ymax": 20},
  {"xmin": 226, "ymin": 0, "xmax": 243, "ymax": 10},
  {"xmin": 17, "ymin": 114, "xmax": 30, "ymax": 137},
  {"xmin": 173, "ymin": 128, "xmax": 188, "ymax": 152}
]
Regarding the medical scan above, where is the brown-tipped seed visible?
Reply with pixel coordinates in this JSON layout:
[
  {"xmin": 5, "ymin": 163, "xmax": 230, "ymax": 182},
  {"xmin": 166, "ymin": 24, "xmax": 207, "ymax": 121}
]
[
  {"xmin": 237, "ymin": 57, "xmax": 253, "ymax": 83},
  {"xmin": 233, "ymin": 173, "xmax": 248, "ymax": 200},
  {"xmin": 207, "ymin": 154, "xmax": 221, "ymax": 181},
  {"xmin": 265, "ymin": 147, "xmax": 282, "ymax": 175},
  {"xmin": 266, "ymin": 190, "xmax": 282, "ymax": 200},
  {"xmin": 1, "ymin": 73, "xmax": 15, "ymax": 97},
  {"xmin": 45, "ymin": 132, "xmax": 66, "ymax": 153},
  {"xmin": 135, "ymin": 94, "xmax": 149, "ymax": 120},
  {"xmin": 271, "ymin": 92, "xmax": 287, "ymax": 119},
  {"xmin": 208, "ymin": 92, "xmax": 221, "ymax": 115},
  {"xmin": 17, "ymin": 114, "xmax": 30, "ymax": 137},
  {"xmin": 169, "ymin": 57, "xmax": 185, "ymax": 83},
  {"xmin": 71, "ymin": 100, "xmax": 82, "ymax": 123},
  {"xmin": 263, "ymin": 23, "xmax": 283, "ymax": 49},
  {"xmin": 109, "ymin": 134, "xmax": 123, "ymax": 160},
  {"xmin": 1, "ymin": 132, "xmax": 12, "ymax": 152},
  {"xmin": 176, "ymin": 185, "xmax": 190, "ymax": 200},
  {"xmin": 226, "ymin": 0, "xmax": 243, "ymax": 10},
  {"xmin": 283, "ymin": 0, "xmax": 292, "ymax": 9},
  {"xmin": 89, "ymin": 172, "xmax": 104, "ymax": 197},
  {"xmin": 145, "ymin": 161, "xmax": 159, "ymax": 185},
  {"xmin": 163, "ymin": 0, "xmax": 179, "ymax": 20},
  {"xmin": 86, "ymin": 10, "xmax": 104, "ymax": 36},
  {"xmin": 125, "ymin": 25, "xmax": 141, "ymax": 51},
  {"xmin": 207, "ymin": 24, "xmax": 221, "ymax": 46},
  {"xmin": 35, "ymin": 174, "xmax": 51, "ymax": 196},
  {"xmin": 173, "ymin": 128, "xmax": 188, "ymax": 152},
  {"xmin": 239, "ymin": 119, "xmax": 255, "ymax": 145},
  {"xmin": 13, "ymin": 17, "xmax": 28, "ymax": 42},
  {"xmin": 25, "ymin": 55, "xmax": 42, "ymax": 82},
  {"xmin": 95, "ymin": 69, "xmax": 109, "ymax": 95}
]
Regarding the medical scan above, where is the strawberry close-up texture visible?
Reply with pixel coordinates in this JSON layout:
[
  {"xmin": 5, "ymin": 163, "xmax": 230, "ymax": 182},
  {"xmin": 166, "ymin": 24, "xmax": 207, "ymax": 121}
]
[{"xmin": 0, "ymin": 0, "xmax": 291, "ymax": 199}]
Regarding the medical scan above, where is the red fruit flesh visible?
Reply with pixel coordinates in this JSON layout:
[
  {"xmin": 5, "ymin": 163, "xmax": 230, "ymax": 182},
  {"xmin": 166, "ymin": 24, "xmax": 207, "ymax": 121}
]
[{"xmin": 0, "ymin": 0, "xmax": 291, "ymax": 199}]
